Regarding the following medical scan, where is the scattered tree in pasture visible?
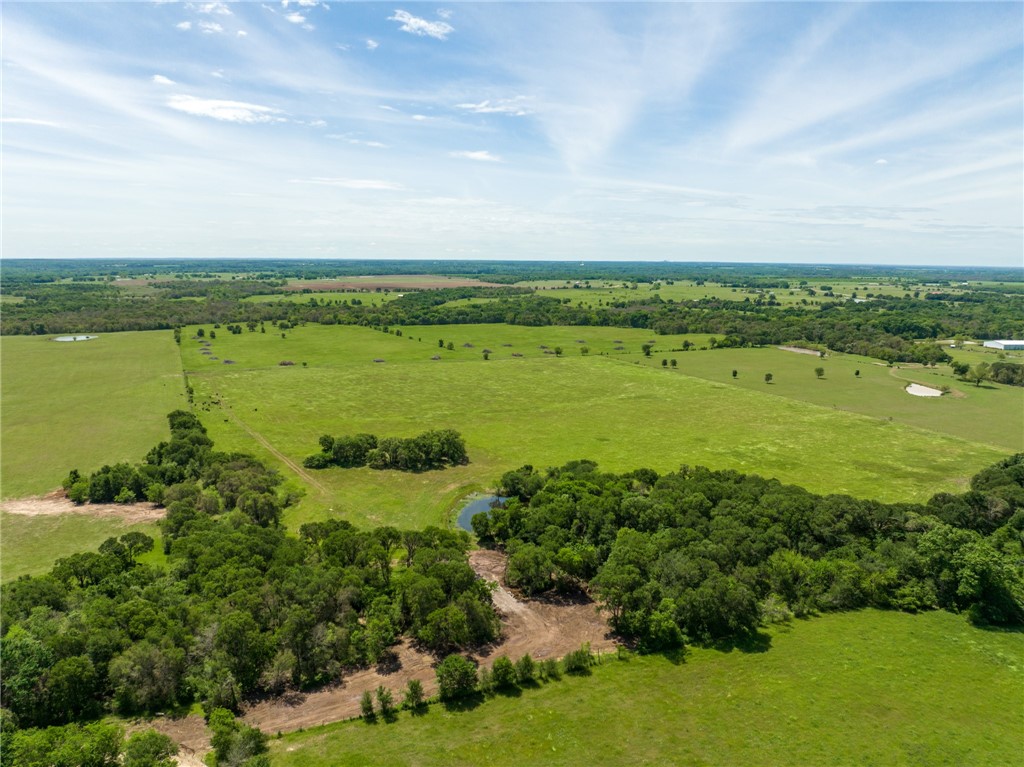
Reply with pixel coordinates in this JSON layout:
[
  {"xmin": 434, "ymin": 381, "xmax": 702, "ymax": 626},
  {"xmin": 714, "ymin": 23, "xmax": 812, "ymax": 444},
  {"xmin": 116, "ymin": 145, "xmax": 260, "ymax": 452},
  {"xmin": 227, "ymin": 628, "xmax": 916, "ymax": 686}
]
[
  {"xmin": 642, "ymin": 344, "xmax": 653, "ymax": 357},
  {"xmin": 670, "ymin": 359, "xmax": 677, "ymax": 367},
  {"xmin": 661, "ymin": 359, "xmax": 668, "ymax": 367},
  {"xmin": 491, "ymin": 656, "xmax": 517, "ymax": 689},
  {"xmin": 436, "ymin": 654, "xmax": 478, "ymax": 701},
  {"xmin": 554, "ymin": 346, "xmax": 563, "ymax": 357},
  {"xmin": 765, "ymin": 373, "xmax": 773, "ymax": 383},
  {"xmin": 360, "ymin": 690, "xmax": 375, "ymax": 721},
  {"xmin": 815, "ymin": 367, "xmax": 825, "ymax": 379},
  {"xmin": 514, "ymin": 654, "xmax": 536, "ymax": 684},
  {"xmin": 403, "ymin": 679, "xmax": 425, "ymax": 710},
  {"xmin": 732, "ymin": 369, "xmax": 738, "ymax": 378},
  {"xmin": 967, "ymin": 362, "xmax": 992, "ymax": 387},
  {"xmin": 855, "ymin": 369, "xmax": 860, "ymax": 377},
  {"xmin": 375, "ymin": 686, "xmax": 395, "ymax": 718}
]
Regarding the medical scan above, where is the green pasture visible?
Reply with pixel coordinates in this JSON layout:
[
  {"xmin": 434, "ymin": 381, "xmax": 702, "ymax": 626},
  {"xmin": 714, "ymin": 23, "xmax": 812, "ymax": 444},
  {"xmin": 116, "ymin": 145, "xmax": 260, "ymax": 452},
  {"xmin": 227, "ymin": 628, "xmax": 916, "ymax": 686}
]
[
  {"xmin": 1, "ymin": 332, "xmax": 187, "ymax": 498},
  {"xmin": 634, "ymin": 347, "xmax": 1023, "ymax": 453},
  {"xmin": 0, "ymin": 514, "xmax": 164, "ymax": 580},
  {"xmin": 945, "ymin": 343, "xmax": 1024, "ymax": 366},
  {"xmin": 271, "ymin": 609, "xmax": 1024, "ymax": 767},
  {"xmin": 182, "ymin": 324, "xmax": 1007, "ymax": 532},
  {"xmin": 0, "ymin": 331, "xmax": 185, "ymax": 580}
]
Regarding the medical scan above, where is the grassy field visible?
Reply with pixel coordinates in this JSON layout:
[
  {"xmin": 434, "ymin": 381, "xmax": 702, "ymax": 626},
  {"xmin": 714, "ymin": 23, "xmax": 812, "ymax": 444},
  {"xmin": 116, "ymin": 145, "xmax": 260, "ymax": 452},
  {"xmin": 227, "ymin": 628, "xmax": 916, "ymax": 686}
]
[
  {"xmin": 1, "ymin": 515, "xmax": 164, "ymax": 580},
  {"xmin": 271, "ymin": 609, "xmax": 1024, "ymax": 767},
  {"xmin": 182, "ymin": 324, "xmax": 1008, "ymax": 532},
  {"xmin": 633, "ymin": 347, "xmax": 1023, "ymax": 452},
  {"xmin": 0, "ymin": 331, "xmax": 186, "ymax": 580},
  {"xmin": 515, "ymin": 278, "xmax": 939, "ymax": 309}
]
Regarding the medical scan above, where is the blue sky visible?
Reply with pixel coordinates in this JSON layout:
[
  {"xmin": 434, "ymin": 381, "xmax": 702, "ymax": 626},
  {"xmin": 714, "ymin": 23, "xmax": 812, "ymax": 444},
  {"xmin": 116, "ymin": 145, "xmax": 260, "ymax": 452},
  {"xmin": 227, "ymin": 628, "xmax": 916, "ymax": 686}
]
[{"xmin": 2, "ymin": 2, "xmax": 1022, "ymax": 265}]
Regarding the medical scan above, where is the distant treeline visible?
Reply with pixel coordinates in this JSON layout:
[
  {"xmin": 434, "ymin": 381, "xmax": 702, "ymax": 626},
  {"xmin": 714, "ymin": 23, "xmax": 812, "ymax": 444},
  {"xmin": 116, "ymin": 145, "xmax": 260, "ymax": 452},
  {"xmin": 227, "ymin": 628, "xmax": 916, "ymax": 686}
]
[
  {"xmin": 1, "ymin": 413, "xmax": 497, "ymax": 733},
  {"xmin": 4, "ymin": 272, "xmax": 1023, "ymax": 368},
  {"xmin": 304, "ymin": 430, "xmax": 468, "ymax": 472},
  {"xmin": 4, "ymin": 257, "xmax": 1022, "ymax": 286},
  {"xmin": 474, "ymin": 457, "xmax": 1024, "ymax": 649}
]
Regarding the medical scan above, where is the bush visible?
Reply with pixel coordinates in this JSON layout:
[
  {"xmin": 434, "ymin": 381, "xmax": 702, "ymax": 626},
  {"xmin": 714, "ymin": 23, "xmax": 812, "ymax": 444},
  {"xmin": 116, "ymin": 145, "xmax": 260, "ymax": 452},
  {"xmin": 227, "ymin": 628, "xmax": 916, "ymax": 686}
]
[
  {"xmin": 436, "ymin": 654, "xmax": 477, "ymax": 701},
  {"xmin": 491, "ymin": 656, "xmax": 517, "ymax": 689},
  {"xmin": 360, "ymin": 690, "xmax": 375, "ymax": 721},
  {"xmin": 514, "ymin": 654, "xmax": 536, "ymax": 684},
  {"xmin": 562, "ymin": 643, "xmax": 593, "ymax": 675},
  {"xmin": 402, "ymin": 679, "xmax": 425, "ymax": 710}
]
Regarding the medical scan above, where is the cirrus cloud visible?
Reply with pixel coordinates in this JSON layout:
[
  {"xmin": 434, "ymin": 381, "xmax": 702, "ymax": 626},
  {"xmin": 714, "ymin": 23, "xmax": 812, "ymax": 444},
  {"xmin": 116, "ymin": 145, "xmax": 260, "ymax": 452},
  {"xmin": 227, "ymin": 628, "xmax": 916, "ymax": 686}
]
[
  {"xmin": 449, "ymin": 150, "xmax": 502, "ymax": 162},
  {"xmin": 167, "ymin": 94, "xmax": 284, "ymax": 123},
  {"xmin": 388, "ymin": 9, "xmax": 453, "ymax": 40}
]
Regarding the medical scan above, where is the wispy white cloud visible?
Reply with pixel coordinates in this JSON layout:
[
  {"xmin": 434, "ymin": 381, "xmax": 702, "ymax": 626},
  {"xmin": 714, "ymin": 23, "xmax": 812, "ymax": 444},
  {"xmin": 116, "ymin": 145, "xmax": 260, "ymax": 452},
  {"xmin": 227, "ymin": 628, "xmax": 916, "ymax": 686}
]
[
  {"xmin": 175, "ymin": 21, "xmax": 192, "ymax": 30},
  {"xmin": 437, "ymin": 8, "xmax": 452, "ymax": 20},
  {"xmin": 167, "ymin": 94, "xmax": 284, "ymax": 123},
  {"xmin": 2, "ymin": 117, "xmax": 59, "ymax": 127},
  {"xmin": 875, "ymin": 159, "xmax": 888, "ymax": 166},
  {"xmin": 198, "ymin": 21, "xmax": 223, "ymax": 34},
  {"xmin": 152, "ymin": 74, "xmax": 176, "ymax": 85},
  {"xmin": 450, "ymin": 150, "xmax": 502, "ymax": 162},
  {"xmin": 411, "ymin": 114, "xmax": 429, "ymax": 121},
  {"xmin": 388, "ymin": 10, "xmax": 453, "ymax": 40},
  {"xmin": 290, "ymin": 177, "xmax": 405, "ymax": 190},
  {"xmin": 195, "ymin": 2, "xmax": 232, "ymax": 15},
  {"xmin": 455, "ymin": 97, "xmax": 531, "ymax": 117},
  {"xmin": 284, "ymin": 12, "xmax": 305, "ymax": 24},
  {"xmin": 236, "ymin": 30, "xmax": 247, "ymax": 37},
  {"xmin": 327, "ymin": 135, "xmax": 389, "ymax": 148},
  {"xmin": 366, "ymin": 39, "xmax": 379, "ymax": 51}
]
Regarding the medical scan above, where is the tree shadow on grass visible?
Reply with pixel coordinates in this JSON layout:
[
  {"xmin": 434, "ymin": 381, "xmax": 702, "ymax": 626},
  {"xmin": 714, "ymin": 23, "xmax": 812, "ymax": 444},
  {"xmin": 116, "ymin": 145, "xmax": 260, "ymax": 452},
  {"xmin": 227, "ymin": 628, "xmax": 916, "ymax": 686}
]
[
  {"xmin": 440, "ymin": 691, "xmax": 485, "ymax": 713},
  {"xmin": 493, "ymin": 685, "xmax": 523, "ymax": 699},
  {"xmin": 708, "ymin": 630, "xmax": 773, "ymax": 655}
]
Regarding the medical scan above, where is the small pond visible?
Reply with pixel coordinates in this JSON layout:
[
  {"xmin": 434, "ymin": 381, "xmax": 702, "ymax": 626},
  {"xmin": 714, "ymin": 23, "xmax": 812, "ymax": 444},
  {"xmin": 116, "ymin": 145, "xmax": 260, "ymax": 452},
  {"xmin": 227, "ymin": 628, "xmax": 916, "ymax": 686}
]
[
  {"xmin": 455, "ymin": 495, "xmax": 508, "ymax": 532},
  {"xmin": 53, "ymin": 335, "xmax": 98, "ymax": 342}
]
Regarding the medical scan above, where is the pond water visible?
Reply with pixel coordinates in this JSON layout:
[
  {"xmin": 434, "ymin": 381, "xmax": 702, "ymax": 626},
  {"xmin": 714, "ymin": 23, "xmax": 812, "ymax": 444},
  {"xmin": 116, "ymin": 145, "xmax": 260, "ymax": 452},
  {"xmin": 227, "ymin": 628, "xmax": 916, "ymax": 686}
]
[
  {"xmin": 455, "ymin": 495, "xmax": 508, "ymax": 532},
  {"xmin": 53, "ymin": 335, "xmax": 98, "ymax": 342}
]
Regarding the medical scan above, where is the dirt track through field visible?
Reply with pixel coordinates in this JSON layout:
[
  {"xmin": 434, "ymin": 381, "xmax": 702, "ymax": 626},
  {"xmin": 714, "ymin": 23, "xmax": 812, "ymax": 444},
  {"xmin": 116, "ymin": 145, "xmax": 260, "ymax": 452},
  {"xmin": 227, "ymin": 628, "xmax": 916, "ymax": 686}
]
[
  {"xmin": 224, "ymin": 408, "xmax": 327, "ymax": 495},
  {"xmin": 242, "ymin": 549, "xmax": 615, "ymax": 733}
]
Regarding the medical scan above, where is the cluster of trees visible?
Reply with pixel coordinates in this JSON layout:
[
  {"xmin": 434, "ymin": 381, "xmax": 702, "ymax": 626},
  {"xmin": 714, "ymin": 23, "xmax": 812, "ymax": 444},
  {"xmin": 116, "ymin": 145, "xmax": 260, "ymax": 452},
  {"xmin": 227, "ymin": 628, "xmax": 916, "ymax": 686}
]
[
  {"xmin": 432, "ymin": 644, "xmax": 597, "ymax": 705},
  {"xmin": 1, "ymin": 415, "xmax": 498, "ymax": 736},
  {"xmin": 62, "ymin": 411, "xmax": 288, "ymax": 529},
  {"xmin": 1, "ymin": 719, "xmax": 179, "ymax": 767},
  {"xmin": 304, "ymin": 429, "xmax": 468, "ymax": 472},
  {"xmin": 473, "ymin": 457, "xmax": 1024, "ymax": 649}
]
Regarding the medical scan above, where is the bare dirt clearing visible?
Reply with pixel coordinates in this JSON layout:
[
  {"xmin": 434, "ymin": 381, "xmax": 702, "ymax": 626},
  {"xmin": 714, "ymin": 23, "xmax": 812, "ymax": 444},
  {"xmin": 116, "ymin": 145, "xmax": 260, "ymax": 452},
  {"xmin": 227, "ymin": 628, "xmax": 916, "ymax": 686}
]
[
  {"xmin": 776, "ymin": 345, "xmax": 823, "ymax": 356},
  {"xmin": 1, "ymin": 491, "xmax": 164, "ymax": 523},
  {"xmin": 143, "ymin": 715, "xmax": 211, "ymax": 766},
  {"xmin": 242, "ymin": 549, "xmax": 615, "ymax": 733}
]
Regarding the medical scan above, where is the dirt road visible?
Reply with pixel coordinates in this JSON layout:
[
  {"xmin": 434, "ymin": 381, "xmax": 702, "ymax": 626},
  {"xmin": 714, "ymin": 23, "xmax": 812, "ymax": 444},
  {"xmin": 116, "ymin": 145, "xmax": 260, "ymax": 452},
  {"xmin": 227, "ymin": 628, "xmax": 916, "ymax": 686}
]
[{"xmin": 242, "ymin": 549, "xmax": 616, "ymax": 733}]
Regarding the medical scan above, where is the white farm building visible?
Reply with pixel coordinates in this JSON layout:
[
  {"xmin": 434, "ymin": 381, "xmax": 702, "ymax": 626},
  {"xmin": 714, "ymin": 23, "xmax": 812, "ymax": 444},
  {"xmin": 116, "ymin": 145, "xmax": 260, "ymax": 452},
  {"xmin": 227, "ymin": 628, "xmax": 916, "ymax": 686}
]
[{"xmin": 983, "ymin": 340, "xmax": 1024, "ymax": 351}]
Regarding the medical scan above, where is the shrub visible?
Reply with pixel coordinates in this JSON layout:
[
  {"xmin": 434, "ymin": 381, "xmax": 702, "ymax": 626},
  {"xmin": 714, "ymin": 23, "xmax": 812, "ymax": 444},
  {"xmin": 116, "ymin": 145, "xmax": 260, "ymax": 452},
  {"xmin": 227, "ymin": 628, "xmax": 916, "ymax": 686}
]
[
  {"xmin": 491, "ymin": 656, "xmax": 517, "ymax": 689},
  {"xmin": 436, "ymin": 654, "xmax": 477, "ymax": 701}
]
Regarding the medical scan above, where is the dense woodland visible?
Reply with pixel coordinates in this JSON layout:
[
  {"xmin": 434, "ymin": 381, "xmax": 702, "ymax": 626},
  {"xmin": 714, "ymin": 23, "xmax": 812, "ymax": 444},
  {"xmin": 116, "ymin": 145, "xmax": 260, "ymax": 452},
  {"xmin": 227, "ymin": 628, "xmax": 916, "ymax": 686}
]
[
  {"xmin": 476, "ymin": 457, "xmax": 1024, "ymax": 648},
  {"xmin": 1, "ymin": 413, "xmax": 499, "ymax": 735}
]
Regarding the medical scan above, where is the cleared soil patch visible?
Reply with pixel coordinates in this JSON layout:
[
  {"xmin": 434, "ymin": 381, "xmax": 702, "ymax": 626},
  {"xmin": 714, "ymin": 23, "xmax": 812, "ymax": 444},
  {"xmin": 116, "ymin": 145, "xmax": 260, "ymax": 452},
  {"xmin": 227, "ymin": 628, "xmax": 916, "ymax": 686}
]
[
  {"xmin": 906, "ymin": 383, "xmax": 944, "ymax": 397},
  {"xmin": 285, "ymin": 276, "xmax": 504, "ymax": 291},
  {"xmin": 776, "ymin": 345, "xmax": 823, "ymax": 356},
  {"xmin": 242, "ymin": 549, "xmax": 615, "ymax": 734},
  {"xmin": 143, "ymin": 715, "xmax": 210, "ymax": 767},
  {"xmin": 1, "ymin": 491, "xmax": 165, "ymax": 524}
]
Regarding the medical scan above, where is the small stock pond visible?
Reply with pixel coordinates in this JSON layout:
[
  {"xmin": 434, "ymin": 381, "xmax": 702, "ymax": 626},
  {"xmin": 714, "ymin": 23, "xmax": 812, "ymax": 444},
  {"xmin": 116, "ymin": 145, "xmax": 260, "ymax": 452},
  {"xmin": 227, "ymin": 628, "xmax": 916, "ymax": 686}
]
[{"xmin": 455, "ymin": 495, "xmax": 508, "ymax": 532}]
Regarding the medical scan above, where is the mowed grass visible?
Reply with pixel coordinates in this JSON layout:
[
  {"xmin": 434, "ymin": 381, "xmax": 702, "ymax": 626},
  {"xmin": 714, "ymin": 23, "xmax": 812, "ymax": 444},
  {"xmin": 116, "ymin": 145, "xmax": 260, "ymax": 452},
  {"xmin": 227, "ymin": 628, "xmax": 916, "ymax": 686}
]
[
  {"xmin": 182, "ymin": 325, "xmax": 1007, "ymax": 531},
  {"xmin": 1, "ymin": 331, "xmax": 186, "ymax": 580},
  {"xmin": 1, "ymin": 515, "xmax": 164, "ymax": 580},
  {"xmin": 634, "ymin": 347, "xmax": 1023, "ymax": 453},
  {"xmin": 1, "ymin": 332, "xmax": 187, "ymax": 497},
  {"xmin": 271, "ymin": 609, "xmax": 1024, "ymax": 767}
]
